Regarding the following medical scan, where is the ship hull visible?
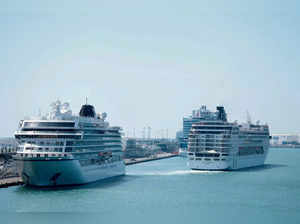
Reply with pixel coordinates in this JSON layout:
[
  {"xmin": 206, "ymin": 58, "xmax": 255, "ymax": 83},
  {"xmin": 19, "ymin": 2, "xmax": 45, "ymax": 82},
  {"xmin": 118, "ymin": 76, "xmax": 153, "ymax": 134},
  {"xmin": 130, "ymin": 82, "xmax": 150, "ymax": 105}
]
[
  {"xmin": 16, "ymin": 159, "xmax": 125, "ymax": 187},
  {"xmin": 188, "ymin": 152, "xmax": 268, "ymax": 171},
  {"xmin": 234, "ymin": 154, "xmax": 268, "ymax": 170},
  {"xmin": 188, "ymin": 159, "xmax": 230, "ymax": 170}
]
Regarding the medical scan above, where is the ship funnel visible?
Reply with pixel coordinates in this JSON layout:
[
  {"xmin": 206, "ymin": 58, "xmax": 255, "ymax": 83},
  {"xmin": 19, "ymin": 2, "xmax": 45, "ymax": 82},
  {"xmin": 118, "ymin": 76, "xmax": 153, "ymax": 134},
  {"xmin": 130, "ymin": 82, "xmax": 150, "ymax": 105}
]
[{"xmin": 79, "ymin": 104, "xmax": 96, "ymax": 118}]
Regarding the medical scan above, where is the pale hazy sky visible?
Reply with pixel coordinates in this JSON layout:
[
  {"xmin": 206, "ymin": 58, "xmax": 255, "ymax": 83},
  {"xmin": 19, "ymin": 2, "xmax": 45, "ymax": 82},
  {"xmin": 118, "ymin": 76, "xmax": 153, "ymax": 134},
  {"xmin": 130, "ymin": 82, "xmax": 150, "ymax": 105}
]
[{"xmin": 1, "ymin": 0, "xmax": 300, "ymax": 137}]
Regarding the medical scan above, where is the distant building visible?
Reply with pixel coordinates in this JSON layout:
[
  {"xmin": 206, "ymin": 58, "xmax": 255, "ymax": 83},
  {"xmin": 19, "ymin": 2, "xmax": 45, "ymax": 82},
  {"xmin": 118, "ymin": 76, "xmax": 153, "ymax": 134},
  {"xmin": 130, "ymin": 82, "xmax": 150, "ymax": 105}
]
[
  {"xmin": 0, "ymin": 145, "xmax": 17, "ymax": 154},
  {"xmin": 176, "ymin": 130, "xmax": 183, "ymax": 140},
  {"xmin": 0, "ymin": 138, "xmax": 18, "ymax": 155},
  {"xmin": 124, "ymin": 138, "xmax": 161, "ymax": 158},
  {"xmin": 271, "ymin": 134, "xmax": 300, "ymax": 145},
  {"xmin": 181, "ymin": 106, "xmax": 218, "ymax": 149},
  {"xmin": 176, "ymin": 130, "xmax": 184, "ymax": 147}
]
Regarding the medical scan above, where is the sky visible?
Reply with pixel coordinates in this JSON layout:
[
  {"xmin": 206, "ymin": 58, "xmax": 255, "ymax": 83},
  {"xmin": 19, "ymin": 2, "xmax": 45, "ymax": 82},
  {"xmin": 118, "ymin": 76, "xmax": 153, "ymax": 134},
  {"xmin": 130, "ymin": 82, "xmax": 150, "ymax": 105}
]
[{"xmin": 0, "ymin": 0, "xmax": 300, "ymax": 137}]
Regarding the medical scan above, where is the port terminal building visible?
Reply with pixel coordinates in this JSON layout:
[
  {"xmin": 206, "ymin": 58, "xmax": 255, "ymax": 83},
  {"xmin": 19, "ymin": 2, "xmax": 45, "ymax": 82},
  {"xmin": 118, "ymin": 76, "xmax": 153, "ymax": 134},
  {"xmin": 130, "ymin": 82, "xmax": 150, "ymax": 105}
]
[
  {"xmin": 180, "ymin": 106, "xmax": 218, "ymax": 149},
  {"xmin": 271, "ymin": 134, "xmax": 300, "ymax": 145},
  {"xmin": 0, "ymin": 138, "xmax": 17, "ymax": 155}
]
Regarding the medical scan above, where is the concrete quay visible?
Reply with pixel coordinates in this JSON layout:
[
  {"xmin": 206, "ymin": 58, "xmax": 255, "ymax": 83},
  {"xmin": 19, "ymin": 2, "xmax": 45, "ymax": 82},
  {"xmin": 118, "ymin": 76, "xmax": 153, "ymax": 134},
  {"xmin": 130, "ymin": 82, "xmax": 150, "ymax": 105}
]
[
  {"xmin": 0, "ymin": 177, "xmax": 23, "ymax": 188},
  {"xmin": 0, "ymin": 153, "xmax": 178, "ymax": 188},
  {"xmin": 271, "ymin": 144, "xmax": 300, "ymax": 148},
  {"xmin": 124, "ymin": 153, "xmax": 178, "ymax": 165}
]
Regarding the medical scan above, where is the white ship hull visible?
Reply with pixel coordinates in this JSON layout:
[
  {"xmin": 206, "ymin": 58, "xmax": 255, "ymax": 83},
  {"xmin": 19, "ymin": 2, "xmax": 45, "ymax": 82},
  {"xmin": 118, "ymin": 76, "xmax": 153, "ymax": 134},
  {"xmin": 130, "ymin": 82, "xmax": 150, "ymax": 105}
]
[
  {"xmin": 188, "ymin": 159, "xmax": 230, "ymax": 170},
  {"xmin": 17, "ymin": 159, "xmax": 125, "ymax": 187},
  {"xmin": 188, "ymin": 152, "xmax": 268, "ymax": 171}
]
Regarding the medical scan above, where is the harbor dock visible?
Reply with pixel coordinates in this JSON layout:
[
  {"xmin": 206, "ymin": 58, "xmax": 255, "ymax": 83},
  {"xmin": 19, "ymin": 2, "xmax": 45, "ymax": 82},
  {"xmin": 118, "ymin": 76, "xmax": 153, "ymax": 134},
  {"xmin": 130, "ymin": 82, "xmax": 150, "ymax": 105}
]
[
  {"xmin": 0, "ymin": 177, "xmax": 23, "ymax": 188},
  {"xmin": 0, "ymin": 153, "xmax": 178, "ymax": 188},
  {"xmin": 124, "ymin": 152, "xmax": 178, "ymax": 165}
]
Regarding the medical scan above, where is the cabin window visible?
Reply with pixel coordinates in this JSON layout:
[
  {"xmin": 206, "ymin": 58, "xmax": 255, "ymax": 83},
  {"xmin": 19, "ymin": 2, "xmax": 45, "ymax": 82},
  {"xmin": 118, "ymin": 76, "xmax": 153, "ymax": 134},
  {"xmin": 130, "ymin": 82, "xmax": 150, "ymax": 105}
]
[
  {"xmin": 66, "ymin": 141, "xmax": 74, "ymax": 146},
  {"xmin": 65, "ymin": 148, "xmax": 72, "ymax": 152}
]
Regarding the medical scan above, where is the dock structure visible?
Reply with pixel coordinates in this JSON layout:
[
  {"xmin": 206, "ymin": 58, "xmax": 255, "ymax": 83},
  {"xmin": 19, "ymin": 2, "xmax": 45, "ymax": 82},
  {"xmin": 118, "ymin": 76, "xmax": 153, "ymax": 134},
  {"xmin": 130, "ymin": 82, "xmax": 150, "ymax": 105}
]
[
  {"xmin": 0, "ymin": 153, "xmax": 178, "ymax": 188},
  {"xmin": 0, "ymin": 177, "xmax": 23, "ymax": 188},
  {"xmin": 124, "ymin": 153, "xmax": 178, "ymax": 165}
]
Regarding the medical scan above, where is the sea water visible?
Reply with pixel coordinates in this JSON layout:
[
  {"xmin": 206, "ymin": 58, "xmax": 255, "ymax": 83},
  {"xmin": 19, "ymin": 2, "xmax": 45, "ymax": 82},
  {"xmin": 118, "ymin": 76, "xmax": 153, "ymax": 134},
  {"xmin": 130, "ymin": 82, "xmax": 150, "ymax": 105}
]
[{"xmin": 0, "ymin": 148, "xmax": 299, "ymax": 224}]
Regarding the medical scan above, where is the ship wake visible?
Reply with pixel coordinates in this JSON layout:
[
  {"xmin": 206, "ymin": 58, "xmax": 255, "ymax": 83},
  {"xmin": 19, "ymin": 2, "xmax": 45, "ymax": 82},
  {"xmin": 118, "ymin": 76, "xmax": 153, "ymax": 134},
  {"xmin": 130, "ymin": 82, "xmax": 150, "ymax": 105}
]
[{"xmin": 128, "ymin": 170, "xmax": 224, "ymax": 176}]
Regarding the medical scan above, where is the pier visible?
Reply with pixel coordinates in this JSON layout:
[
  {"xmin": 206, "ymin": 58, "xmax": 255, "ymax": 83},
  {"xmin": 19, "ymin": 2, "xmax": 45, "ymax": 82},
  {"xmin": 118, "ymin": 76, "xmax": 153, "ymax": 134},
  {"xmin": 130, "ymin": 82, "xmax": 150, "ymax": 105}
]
[
  {"xmin": 0, "ymin": 153, "xmax": 178, "ymax": 188},
  {"xmin": 0, "ymin": 177, "xmax": 23, "ymax": 188},
  {"xmin": 124, "ymin": 152, "xmax": 178, "ymax": 165}
]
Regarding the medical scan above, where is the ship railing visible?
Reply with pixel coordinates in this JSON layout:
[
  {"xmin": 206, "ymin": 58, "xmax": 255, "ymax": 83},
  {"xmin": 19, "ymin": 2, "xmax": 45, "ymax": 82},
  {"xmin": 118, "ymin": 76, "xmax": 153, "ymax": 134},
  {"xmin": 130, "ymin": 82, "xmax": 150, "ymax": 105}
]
[{"xmin": 15, "ymin": 130, "xmax": 83, "ymax": 135}]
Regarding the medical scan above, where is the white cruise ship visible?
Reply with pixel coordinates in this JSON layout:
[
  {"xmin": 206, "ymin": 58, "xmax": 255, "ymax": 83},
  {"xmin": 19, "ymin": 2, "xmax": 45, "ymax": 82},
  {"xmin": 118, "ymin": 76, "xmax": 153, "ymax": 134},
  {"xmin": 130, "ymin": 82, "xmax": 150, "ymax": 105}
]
[
  {"xmin": 187, "ymin": 106, "xmax": 270, "ymax": 170},
  {"xmin": 14, "ymin": 100, "xmax": 125, "ymax": 187}
]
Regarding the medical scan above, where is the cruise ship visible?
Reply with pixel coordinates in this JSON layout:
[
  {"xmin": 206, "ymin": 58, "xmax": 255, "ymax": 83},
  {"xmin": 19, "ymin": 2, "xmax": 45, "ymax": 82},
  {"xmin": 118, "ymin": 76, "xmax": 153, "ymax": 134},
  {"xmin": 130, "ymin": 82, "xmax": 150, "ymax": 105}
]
[
  {"xmin": 14, "ymin": 100, "xmax": 125, "ymax": 186},
  {"xmin": 187, "ymin": 106, "xmax": 270, "ymax": 170}
]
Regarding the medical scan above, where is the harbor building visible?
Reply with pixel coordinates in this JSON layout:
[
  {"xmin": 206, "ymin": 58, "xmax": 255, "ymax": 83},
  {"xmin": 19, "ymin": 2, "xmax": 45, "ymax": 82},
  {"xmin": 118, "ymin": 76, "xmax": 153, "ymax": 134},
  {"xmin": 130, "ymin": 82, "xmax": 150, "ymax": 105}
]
[
  {"xmin": 0, "ymin": 138, "xmax": 17, "ymax": 155},
  {"xmin": 181, "ymin": 106, "xmax": 214, "ymax": 149},
  {"xmin": 270, "ymin": 134, "xmax": 300, "ymax": 146}
]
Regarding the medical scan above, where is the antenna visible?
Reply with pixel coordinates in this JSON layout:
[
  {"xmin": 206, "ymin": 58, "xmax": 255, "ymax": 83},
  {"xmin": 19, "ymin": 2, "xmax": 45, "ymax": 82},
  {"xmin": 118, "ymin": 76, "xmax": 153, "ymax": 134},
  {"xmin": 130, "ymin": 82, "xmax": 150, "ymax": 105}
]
[
  {"xmin": 147, "ymin": 126, "xmax": 151, "ymax": 139},
  {"xmin": 85, "ymin": 97, "xmax": 88, "ymax": 105},
  {"xmin": 246, "ymin": 110, "xmax": 252, "ymax": 124},
  {"xmin": 142, "ymin": 127, "xmax": 146, "ymax": 139}
]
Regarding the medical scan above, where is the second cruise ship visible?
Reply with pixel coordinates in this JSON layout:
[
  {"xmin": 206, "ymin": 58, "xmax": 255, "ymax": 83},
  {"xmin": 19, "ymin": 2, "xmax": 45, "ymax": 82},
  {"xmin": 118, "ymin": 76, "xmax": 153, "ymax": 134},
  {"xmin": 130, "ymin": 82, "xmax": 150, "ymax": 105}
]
[
  {"xmin": 187, "ymin": 106, "xmax": 270, "ymax": 170},
  {"xmin": 14, "ymin": 100, "xmax": 125, "ymax": 186}
]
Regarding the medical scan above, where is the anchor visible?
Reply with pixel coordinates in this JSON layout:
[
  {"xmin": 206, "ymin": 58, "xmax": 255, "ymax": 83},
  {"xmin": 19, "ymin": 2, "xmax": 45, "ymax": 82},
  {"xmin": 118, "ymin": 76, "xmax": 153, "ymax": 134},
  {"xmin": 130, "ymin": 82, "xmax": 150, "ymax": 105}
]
[{"xmin": 49, "ymin": 172, "xmax": 61, "ymax": 186}]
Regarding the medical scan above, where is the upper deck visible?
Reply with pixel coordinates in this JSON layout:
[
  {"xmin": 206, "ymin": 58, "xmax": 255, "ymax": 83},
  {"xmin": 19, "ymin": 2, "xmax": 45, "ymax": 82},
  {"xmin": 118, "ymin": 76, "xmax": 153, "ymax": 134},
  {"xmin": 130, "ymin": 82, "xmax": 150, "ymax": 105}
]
[
  {"xmin": 15, "ymin": 100, "xmax": 121, "ymax": 139},
  {"xmin": 188, "ymin": 106, "xmax": 270, "ymax": 138}
]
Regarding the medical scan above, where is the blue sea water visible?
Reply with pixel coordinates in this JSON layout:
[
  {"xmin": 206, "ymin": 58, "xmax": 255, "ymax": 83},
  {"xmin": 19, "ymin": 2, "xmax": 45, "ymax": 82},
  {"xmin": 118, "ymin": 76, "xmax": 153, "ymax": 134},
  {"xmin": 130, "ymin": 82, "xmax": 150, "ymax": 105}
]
[{"xmin": 1, "ymin": 148, "xmax": 300, "ymax": 224}]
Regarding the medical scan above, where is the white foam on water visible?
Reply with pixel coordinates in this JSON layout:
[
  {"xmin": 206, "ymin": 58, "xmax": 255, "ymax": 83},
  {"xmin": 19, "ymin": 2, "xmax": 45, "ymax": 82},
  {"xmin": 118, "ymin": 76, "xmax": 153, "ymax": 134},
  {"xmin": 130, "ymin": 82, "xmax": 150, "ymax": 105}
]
[
  {"xmin": 190, "ymin": 170, "xmax": 224, "ymax": 174},
  {"xmin": 128, "ymin": 170, "xmax": 224, "ymax": 176}
]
